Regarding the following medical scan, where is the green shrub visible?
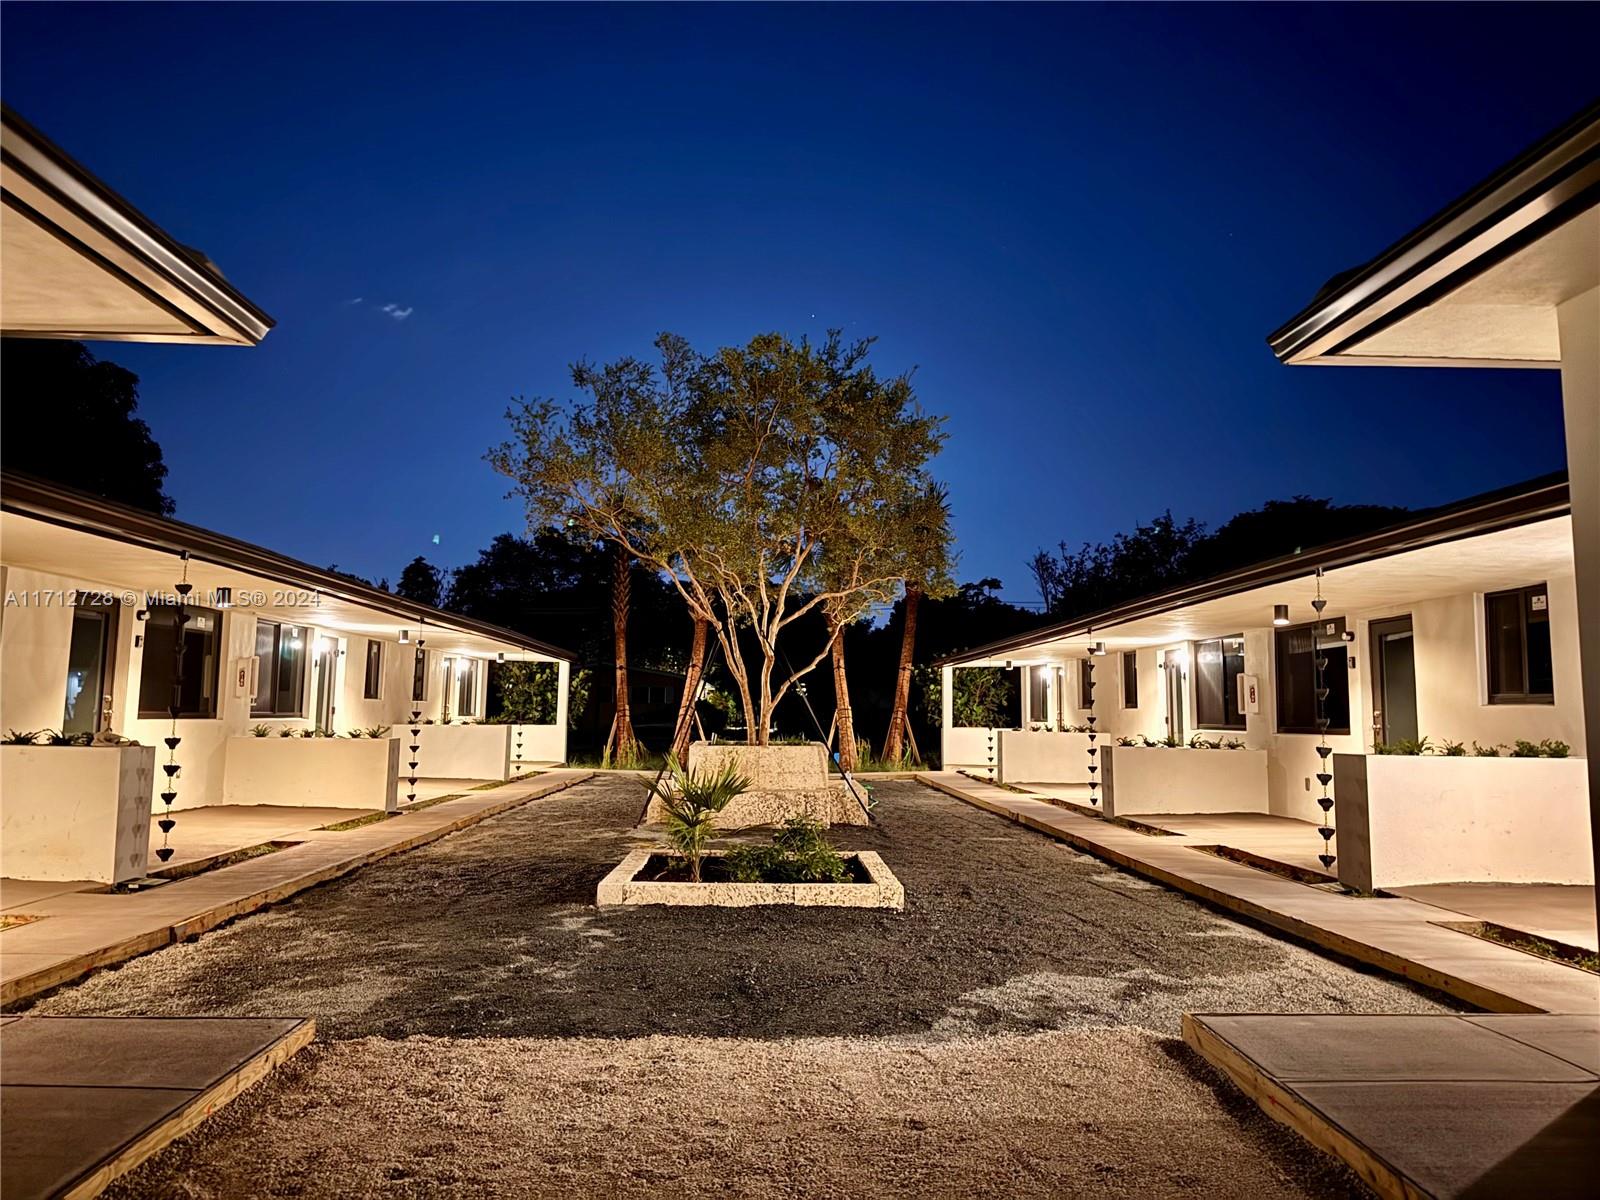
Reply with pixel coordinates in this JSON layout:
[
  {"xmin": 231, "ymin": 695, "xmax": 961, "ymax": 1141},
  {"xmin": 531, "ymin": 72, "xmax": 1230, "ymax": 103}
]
[
  {"xmin": 653, "ymin": 760, "xmax": 750, "ymax": 882},
  {"xmin": 1539, "ymin": 739, "xmax": 1570, "ymax": 758},
  {"xmin": 250, "ymin": 724, "xmax": 273, "ymax": 738},
  {"xmin": 1438, "ymin": 739, "xmax": 1467, "ymax": 757},
  {"xmin": 724, "ymin": 816, "xmax": 850, "ymax": 883},
  {"xmin": 1472, "ymin": 741, "xmax": 1503, "ymax": 757},
  {"xmin": 1510, "ymin": 739, "xmax": 1542, "ymax": 758},
  {"xmin": 1376, "ymin": 737, "xmax": 1431, "ymax": 756}
]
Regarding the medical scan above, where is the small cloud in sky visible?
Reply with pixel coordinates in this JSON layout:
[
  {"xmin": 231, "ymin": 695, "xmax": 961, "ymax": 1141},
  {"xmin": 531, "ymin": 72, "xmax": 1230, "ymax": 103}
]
[
  {"xmin": 381, "ymin": 302, "xmax": 414, "ymax": 321},
  {"xmin": 345, "ymin": 297, "xmax": 364, "ymax": 306}
]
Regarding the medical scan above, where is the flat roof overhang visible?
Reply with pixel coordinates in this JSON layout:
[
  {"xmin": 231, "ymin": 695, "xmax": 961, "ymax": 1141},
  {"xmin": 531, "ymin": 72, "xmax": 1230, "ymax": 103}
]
[
  {"xmin": 937, "ymin": 475, "xmax": 1570, "ymax": 667},
  {"xmin": 0, "ymin": 105, "xmax": 274, "ymax": 346},
  {"xmin": 0, "ymin": 473, "xmax": 574, "ymax": 663},
  {"xmin": 1268, "ymin": 102, "xmax": 1600, "ymax": 369}
]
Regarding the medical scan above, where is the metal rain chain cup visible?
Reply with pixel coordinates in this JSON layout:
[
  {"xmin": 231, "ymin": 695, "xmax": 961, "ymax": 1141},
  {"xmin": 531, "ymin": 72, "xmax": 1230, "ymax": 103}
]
[
  {"xmin": 1311, "ymin": 570, "xmax": 1336, "ymax": 871},
  {"xmin": 155, "ymin": 552, "xmax": 192, "ymax": 864},
  {"xmin": 1085, "ymin": 640, "xmax": 1102, "ymax": 805}
]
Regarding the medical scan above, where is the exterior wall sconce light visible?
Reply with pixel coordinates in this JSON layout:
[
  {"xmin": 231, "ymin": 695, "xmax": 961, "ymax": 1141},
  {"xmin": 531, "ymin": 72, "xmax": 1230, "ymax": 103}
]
[
  {"xmin": 1273, "ymin": 604, "xmax": 1291, "ymax": 626},
  {"xmin": 497, "ymin": 652, "xmax": 505, "ymax": 662},
  {"xmin": 399, "ymin": 629, "xmax": 410, "ymax": 644},
  {"xmin": 1090, "ymin": 641, "xmax": 1107, "ymax": 656},
  {"xmin": 135, "ymin": 608, "xmax": 150, "ymax": 622},
  {"xmin": 216, "ymin": 587, "xmax": 232, "ymax": 609}
]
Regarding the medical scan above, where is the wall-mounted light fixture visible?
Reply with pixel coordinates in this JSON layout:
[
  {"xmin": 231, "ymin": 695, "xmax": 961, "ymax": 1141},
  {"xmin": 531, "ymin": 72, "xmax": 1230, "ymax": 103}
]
[
  {"xmin": 135, "ymin": 608, "xmax": 150, "ymax": 622},
  {"xmin": 398, "ymin": 629, "xmax": 410, "ymax": 645},
  {"xmin": 1090, "ymin": 641, "xmax": 1107, "ymax": 656},
  {"xmin": 497, "ymin": 652, "xmax": 505, "ymax": 662},
  {"xmin": 1273, "ymin": 604, "xmax": 1291, "ymax": 626},
  {"xmin": 216, "ymin": 587, "xmax": 232, "ymax": 609}
]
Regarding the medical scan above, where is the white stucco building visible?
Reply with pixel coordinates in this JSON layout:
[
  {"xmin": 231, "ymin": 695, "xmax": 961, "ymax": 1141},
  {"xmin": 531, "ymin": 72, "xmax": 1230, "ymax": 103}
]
[{"xmin": 0, "ymin": 107, "xmax": 573, "ymax": 884}]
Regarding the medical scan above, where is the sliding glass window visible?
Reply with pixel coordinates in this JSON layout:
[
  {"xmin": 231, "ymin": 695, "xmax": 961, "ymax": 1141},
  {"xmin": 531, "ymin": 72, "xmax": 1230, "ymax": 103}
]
[{"xmin": 252, "ymin": 619, "xmax": 308, "ymax": 717}]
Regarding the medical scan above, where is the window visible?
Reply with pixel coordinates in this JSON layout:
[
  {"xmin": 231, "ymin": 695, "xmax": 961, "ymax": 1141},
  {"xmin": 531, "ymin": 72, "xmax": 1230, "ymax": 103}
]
[
  {"xmin": 412, "ymin": 648, "xmax": 428, "ymax": 702},
  {"xmin": 456, "ymin": 657, "xmax": 480, "ymax": 717},
  {"xmin": 1194, "ymin": 636, "xmax": 1246, "ymax": 730},
  {"xmin": 363, "ymin": 639, "xmax": 383, "ymax": 700},
  {"xmin": 139, "ymin": 605, "xmax": 222, "ymax": 719},
  {"xmin": 1028, "ymin": 667, "xmax": 1051, "ymax": 726},
  {"xmin": 1486, "ymin": 584, "xmax": 1554, "ymax": 704},
  {"xmin": 1079, "ymin": 659, "xmax": 1095, "ymax": 709},
  {"xmin": 250, "ymin": 620, "xmax": 307, "ymax": 717},
  {"xmin": 1121, "ymin": 651, "xmax": 1138, "ymax": 709},
  {"xmin": 1275, "ymin": 620, "xmax": 1350, "ymax": 735}
]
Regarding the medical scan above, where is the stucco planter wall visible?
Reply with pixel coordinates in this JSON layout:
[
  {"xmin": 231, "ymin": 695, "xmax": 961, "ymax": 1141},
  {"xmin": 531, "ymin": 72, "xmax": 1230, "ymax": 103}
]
[
  {"xmin": 642, "ymin": 742, "xmax": 868, "ymax": 827},
  {"xmin": 1101, "ymin": 745, "xmax": 1269, "ymax": 818},
  {"xmin": 222, "ymin": 736, "xmax": 400, "ymax": 812},
  {"xmin": 997, "ymin": 730, "xmax": 1093, "ymax": 784},
  {"xmin": 507, "ymin": 722, "xmax": 565, "ymax": 767},
  {"xmin": 1333, "ymin": 753, "xmax": 1593, "ymax": 891},
  {"xmin": 412, "ymin": 724, "xmax": 512, "ymax": 780},
  {"xmin": 1, "ymin": 744, "xmax": 154, "ymax": 883},
  {"xmin": 941, "ymin": 726, "xmax": 1000, "ymax": 772},
  {"xmin": 596, "ymin": 849, "xmax": 903, "ymax": 909}
]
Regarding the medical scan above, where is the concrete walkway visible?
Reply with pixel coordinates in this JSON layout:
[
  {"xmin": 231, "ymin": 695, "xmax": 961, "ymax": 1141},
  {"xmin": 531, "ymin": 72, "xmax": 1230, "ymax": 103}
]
[
  {"xmin": 1184, "ymin": 1012, "xmax": 1600, "ymax": 1199},
  {"xmin": 1, "ymin": 1015, "xmax": 314, "ymax": 1200},
  {"xmin": 0, "ymin": 770, "xmax": 592, "ymax": 1007},
  {"xmin": 920, "ymin": 773, "xmax": 1598, "ymax": 1015}
]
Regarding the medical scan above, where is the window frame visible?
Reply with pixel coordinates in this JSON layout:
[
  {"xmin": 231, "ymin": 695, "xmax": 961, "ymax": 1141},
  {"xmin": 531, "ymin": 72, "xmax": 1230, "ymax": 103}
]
[
  {"xmin": 1274, "ymin": 619, "xmax": 1351, "ymax": 736},
  {"xmin": 363, "ymin": 639, "xmax": 383, "ymax": 700},
  {"xmin": 412, "ymin": 648, "xmax": 428, "ymax": 703},
  {"xmin": 1121, "ymin": 651, "xmax": 1138, "ymax": 709},
  {"xmin": 250, "ymin": 618, "xmax": 309, "ymax": 718},
  {"xmin": 1485, "ymin": 583, "xmax": 1554, "ymax": 705},
  {"xmin": 1193, "ymin": 635, "xmax": 1247, "ymax": 731},
  {"xmin": 1078, "ymin": 659, "xmax": 1094, "ymax": 710},
  {"xmin": 138, "ymin": 603, "xmax": 223, "ymax": 720},
  {"xmin": 456, "ymin": 657, "xmax": 481, "ymax": 718}
]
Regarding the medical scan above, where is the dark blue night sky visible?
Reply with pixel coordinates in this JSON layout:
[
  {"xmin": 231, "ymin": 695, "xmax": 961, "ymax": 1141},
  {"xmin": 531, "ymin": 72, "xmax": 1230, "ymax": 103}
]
[{"xmin": 4, "ymin": 3, "xmax": 1596, "ymax": 604}]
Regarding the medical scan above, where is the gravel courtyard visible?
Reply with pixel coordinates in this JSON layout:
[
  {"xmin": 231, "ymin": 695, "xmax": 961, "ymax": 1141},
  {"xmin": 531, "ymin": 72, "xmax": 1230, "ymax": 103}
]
[{"xmin": 32, "ymin": 775, "xmax": 1458, "ymax": 1197}]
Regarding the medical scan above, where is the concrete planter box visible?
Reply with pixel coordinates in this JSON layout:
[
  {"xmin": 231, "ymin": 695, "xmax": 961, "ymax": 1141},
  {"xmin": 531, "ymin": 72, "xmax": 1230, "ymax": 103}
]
[
  {"xmin": 596, "ymin": 849, "xmax": 903, "ymax": 909},
  {"xmin": 1333, "ymin": 754, "xmax": 1593, "ymax": 891},
  {"xmin": 223, "ymin": 737, "xmax": 399, "ymax": 812},
  {"xmin": 1102, "ymin": 745, "xmax": 1268, "ymax": 818},
  {"xmin": 941, "ymin": 726, "xmax": 1001, "ymax": 773},
  {"xmin": 997, "ymin": 730, "xmax": 1093, "ymax": 784},
  {"xmin": 642, "ymin": 742, "xmax": 868, "ymax": 827},
  {"xmin": 412, "ymin": 724, "xmax": 513, "ymax": 780},
  {"xmin": 0, "ymin": 744, "xmax": 154, "ymax": 883}
]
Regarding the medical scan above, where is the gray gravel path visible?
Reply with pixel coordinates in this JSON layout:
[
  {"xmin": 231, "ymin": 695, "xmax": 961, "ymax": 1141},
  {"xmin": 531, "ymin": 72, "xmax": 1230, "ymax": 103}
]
[{"xmin": 34, "ymin": 775, "xmax": 1458, "ymax": 1197}]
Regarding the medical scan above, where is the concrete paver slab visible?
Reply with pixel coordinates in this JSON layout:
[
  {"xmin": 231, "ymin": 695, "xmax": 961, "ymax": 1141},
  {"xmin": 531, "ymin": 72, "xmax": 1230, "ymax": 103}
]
[
  {"xmin": 1394, "ymin": 882, "xmax": 1597, "ymax": 952},
  {"xmin": 1193, "ymin": 1013, "xmax": 1595, "ymax": 1082},
  {"xmin": 1, "ymin": 1015, "xmax": 305, "ymax": 1089},
  {"xmin": 1, "ymin": 1084, "xmax": 194, "ymax": 1200},
  {"xmin": 1463, "ymin": 1013, "xmax": 1600, "ymax": 1074}
]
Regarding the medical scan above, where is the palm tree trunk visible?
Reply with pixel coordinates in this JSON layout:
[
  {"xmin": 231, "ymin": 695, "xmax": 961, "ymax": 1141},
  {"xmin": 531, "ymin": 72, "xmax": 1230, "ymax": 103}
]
[
  {"xmin": 611, "ymin": 544, "xmax": 638, "ymax": 761},
  {"xmin": 828, "ymin": 610, "xmax": 858, "ymax": 772},
  {"xmin": 670, "ymin": 616, "xmax": 709, "ymax": 767},
  {"xmin": 882, "ymin": 582, "xmax": 922, "ymax": 763}
]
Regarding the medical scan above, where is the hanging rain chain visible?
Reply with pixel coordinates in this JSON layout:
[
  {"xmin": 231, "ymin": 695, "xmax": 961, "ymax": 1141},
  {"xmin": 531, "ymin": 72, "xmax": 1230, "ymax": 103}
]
[
  {"xmin": 155, "ymin": 552, "xmax": 192, "ymax": 864},
  {"xmin": 406, "ymin": 641, "xmax": 425, "ymax": 806},
  {"xmin": 1311, "ymin": 569, "xmax": 1336, "ymax": 872},
  {"xmin": 1085, "ymin": 645, "xmax": 1100, "ymax": 806}
]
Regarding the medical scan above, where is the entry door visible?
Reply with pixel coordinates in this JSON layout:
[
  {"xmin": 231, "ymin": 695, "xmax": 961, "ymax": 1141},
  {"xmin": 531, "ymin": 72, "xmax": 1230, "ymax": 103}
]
[
  {"xmin": 1163, "ymin": 649, "xmax": 1186, "ymax": 742},
  {"xmin": 1370, "ymin": 616, "xmax": 1417, "ymax": 747},
  {"xmin": 314, "ymin": 641, "xmax": 338, "ymax": 732},
  {"xmin": 63, "ymin": 603, "xmax": 116, "ymax": 735}
]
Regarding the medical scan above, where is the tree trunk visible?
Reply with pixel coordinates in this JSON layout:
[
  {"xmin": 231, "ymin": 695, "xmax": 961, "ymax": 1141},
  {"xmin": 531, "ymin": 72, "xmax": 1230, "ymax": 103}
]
[
  {"xmin": 828, "ymin": 610, "xmax": 858, "ymax": 772},
  {"xmin": 610, "ymin": 544, "xmax": 639, "ymax": 762},
  {"xmin": 670, "ymin": 616, "xmax": 709, "ymax": 768},
  {"xmin": 882, "ymin": 582, "xmax": 922, "ymax": 764}
]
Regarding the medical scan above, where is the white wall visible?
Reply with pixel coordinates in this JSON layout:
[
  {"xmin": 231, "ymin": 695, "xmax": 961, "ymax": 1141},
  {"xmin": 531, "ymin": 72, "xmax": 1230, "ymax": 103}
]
[
  {"xmin": 1, "ymin": 745, "xmax": 153, "ymax": 883},
  {"xmin": 1102, "ymin": 745, "xmax": 1269, "ymax": 817},
  {"xmin": 0, "ymin": 566, "xmax": 80, "ymax": 733},
  {"xmin": 997, "ymin": 730, "xmax": 1093, "ymax": 783},
  {"xmin": 223, "ymin": 735, "xmax": 399, "ymax": 811},
  {"xmin": 1335, "ymin": 753, "xmax": 1593, "ymax": 889}
]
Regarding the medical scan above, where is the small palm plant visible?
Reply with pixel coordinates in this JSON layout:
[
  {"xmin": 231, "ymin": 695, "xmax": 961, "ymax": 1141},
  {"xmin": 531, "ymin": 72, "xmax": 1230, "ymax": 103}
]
[{"xmin": 651, "ymin": 761, "xmax": 751, "ymax": 883}]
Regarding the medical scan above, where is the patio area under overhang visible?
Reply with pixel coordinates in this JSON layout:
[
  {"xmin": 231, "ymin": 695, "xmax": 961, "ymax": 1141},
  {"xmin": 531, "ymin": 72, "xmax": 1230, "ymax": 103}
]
[
  {"xmin": 0, "ymin": 104, "xmax": 273, "ymax": 347},
  {"xmin": 941, "ymin": 505, "xmax": 1572, "ymax": 668}
]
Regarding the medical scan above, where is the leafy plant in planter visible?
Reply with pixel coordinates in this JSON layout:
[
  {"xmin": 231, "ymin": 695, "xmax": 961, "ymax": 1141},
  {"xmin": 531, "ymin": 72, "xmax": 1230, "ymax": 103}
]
[
  {"xmin": 1472, "ymin": 741, "xmax": 1503, "ymax": 757},
  {"xmin": 1438, "ymin": 739, "xmax": 1467, "ymax": 757},
  {"xmin": 1540, "ymin": 739, "xmax": 1570, "ymax": 758},
  {"xmin": 1376, "ymin": 736, "xmax": 1432, "ymax": 756},
  {"xmin": 724, "ymin": 815, "xmax": 851, "ymax": 883},
  {"xmin": 1511, "ymin": 740, "xmax": 1542, "ymax": 758},
  {"xmin": 250, "ymin": 724, "xmax": 273, "ymax": 738},
  {"xmin": 40, "ymin": 729, "xmax": 92, "ymax": 747},
  {"xmin": 278, "ymin": 728, "xmax": 300, "ymax": 738},
  {"xmin": 4, "ymin": 730, "xmax": 42, "ymax": 745},
  {"xmin": 652, "ymin": 761, "xmax": 751, "ymax": 883},
  {"xmin": 361, "ymin": 725, "xmax": 391, "ymax": 739}
]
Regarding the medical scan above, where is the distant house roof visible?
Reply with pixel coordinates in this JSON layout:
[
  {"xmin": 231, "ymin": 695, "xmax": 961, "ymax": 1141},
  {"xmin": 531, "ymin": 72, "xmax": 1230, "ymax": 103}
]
[
  {"xmin": 935, "ymin": 472, "xmax": 1570, "ymax": 667},
  {"xmin": 1, "ymin": 472, "xmax": 575, "ymax": 662},
  {"xmin": 1, "ymin": 104, "xmax": 274, "ymax": 346},
  {"xmin": 1267, "ymin": 101, "xmax": 1600, "ymax": 369}
]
